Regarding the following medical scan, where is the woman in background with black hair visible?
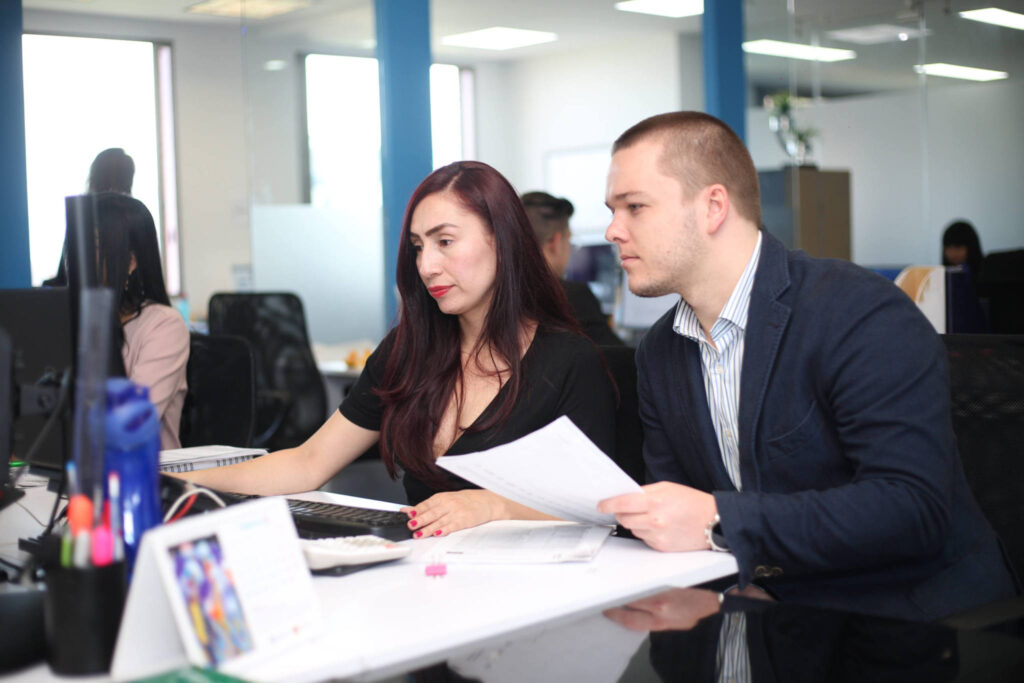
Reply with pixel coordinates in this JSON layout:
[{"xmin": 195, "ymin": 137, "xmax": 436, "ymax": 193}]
[
  {"xmin": 44, "ymin": 148, "xmax": 137, "ymax": 287},
  {"xmin": 942, "ymin": 220, "xmax": 984, "ymax": 279},
  {"xmin": 185, "ymin": 161, "xmax": 617, "ymax": 538},
  {"xmin": 96, "ymin": 192, "xmax": 189, "ymax": 449}
]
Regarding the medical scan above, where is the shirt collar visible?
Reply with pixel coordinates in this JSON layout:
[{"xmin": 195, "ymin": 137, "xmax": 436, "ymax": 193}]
[{"xmin": 673, "ymin": 231, "xmax": 763, "ymax": 342}]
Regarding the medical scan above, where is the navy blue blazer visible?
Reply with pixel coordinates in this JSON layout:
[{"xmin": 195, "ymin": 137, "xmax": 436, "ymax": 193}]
[{"xmin": 636, "ymin": 231, "xmax": 1017, "ymax": 621}]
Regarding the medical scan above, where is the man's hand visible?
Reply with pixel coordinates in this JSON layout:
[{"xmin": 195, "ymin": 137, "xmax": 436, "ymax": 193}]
[
  {"xmin": 598, "ymin": 481, "xmax": 717, "ymax": 551},
  {"xmin": 604, "ymin": 588, "xmax": 721, "ymax": 632}
]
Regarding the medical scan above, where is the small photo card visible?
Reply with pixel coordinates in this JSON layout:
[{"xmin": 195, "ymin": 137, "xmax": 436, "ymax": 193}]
[{"xmin": 112, "ymin": 497, "xmax": 322, "ymax": 680}]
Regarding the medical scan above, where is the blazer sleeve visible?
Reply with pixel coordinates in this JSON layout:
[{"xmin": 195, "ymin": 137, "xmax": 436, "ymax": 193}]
[{"xmin": 714, "ymin": 284, "xmax": 957, "ymax": 583}]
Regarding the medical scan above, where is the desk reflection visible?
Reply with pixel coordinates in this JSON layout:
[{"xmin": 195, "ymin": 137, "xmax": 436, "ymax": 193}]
[{"xmin": 404, "ymin": 588, "xmax": 1024, "ymax": 683}]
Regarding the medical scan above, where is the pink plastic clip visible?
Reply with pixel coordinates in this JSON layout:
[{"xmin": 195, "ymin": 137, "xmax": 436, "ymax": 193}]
[{"xmin": 425, "ymin": 562, "xmax": 447, "ymax": 577}]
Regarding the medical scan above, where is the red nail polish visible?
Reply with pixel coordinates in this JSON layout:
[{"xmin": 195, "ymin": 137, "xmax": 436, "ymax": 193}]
[
  {"xmin": 414, "ymin": 530, "xmax": 423, "ymax": 538},
  {"xmin": 409, "ymin": 519, "xmax": 418, "ymax": 528},
  {"xmin": 433, "ymin": 529, "xmax": 442, "ymax": 536},
  {"xmin": 409, "ymin": 510, "xmax": 417, "ymax": 518}
]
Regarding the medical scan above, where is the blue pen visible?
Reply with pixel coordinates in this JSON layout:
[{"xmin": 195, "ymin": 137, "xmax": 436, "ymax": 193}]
[{"xmin": 66, "ymin": 461, "xmax": 79, "ymax": 497}]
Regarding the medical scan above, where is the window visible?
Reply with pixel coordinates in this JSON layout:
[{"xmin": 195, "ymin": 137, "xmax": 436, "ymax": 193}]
[
  {"xmin": 21, "ymin": 34, "xmax": 180, "ymax": 292},
  {"xmin": 304, "ymin": 54, "xmax": 472, "ymax": 207}
]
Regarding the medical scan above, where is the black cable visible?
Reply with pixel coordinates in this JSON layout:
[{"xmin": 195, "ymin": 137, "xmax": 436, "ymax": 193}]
[
  {"xmin": 10, "ymin": 366, "xmax": 72, "ymax": 489},
  {"xmin": 42, "ymin": 472, "xmax": 67, "ymax": 538}
]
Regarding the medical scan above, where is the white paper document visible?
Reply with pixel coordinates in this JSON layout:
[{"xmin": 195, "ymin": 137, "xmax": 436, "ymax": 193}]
[
  {"xmin": 435, "ymin": 520, "xmax": 613, "ymax": 563},
  {"xmin": 436, "ymin": 416, "xmax": 642, "ymax": 526}
]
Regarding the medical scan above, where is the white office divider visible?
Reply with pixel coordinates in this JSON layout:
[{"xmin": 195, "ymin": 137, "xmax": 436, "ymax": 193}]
[
  {"xmin": 894, "ymin": 265, "xmax": 946, "ymax": 334},
  {"xmin": 251, "ymin": 204, "xmax": 386, "ymax": 345}
]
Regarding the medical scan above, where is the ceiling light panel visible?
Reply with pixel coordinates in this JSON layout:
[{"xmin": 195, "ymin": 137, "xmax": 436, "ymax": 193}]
[
  {"xmin": 441, "ymin": 27, "xmax": 557, "ymax": 51},
  {"xmin": 914, "ymin": 63, "xmax": 1008, "ymax": 82},
  {"xmin": 826, "ymin": 24, "xmax": 930, "ymax": 45},
  {"xmin": 614, "ymin": 0, "xmax": 704, "ymax": 19},
  {"xmin": 187, "ymin": 0, "xmax": 311, "ymax": 20},
  {"xmin": 959, "ymin": 8, "xmax": 1024, "ymax": 31},
  {"xmin": 742, "ymin": 40, "xmax": 856, "ymax": 63}
]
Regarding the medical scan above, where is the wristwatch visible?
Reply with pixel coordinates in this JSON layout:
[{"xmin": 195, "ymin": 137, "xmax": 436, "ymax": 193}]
[{"xmin": 704, "ymin": 513, "xmax": 729, "ymax": 552}]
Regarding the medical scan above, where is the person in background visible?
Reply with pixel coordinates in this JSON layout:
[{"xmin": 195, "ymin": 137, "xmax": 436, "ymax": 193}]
[
  {"xmin": 88, "ymin": 147, "xmax": 135, "ymax": 195},
  {"xmin": 598, "ymin": 111, "xmax": 1017, "ymax": 621},
  {"xmin": 96, "ymin": 193, "xmax": 189, "ymax": 449},
  {"xmin": 942, "ymin": 220, "xmax": 983, "ymax": 277},
  {"xmin": 44, "ymin": 148, "xmax": 137, "ymax": 287},
  {"xmin": 521, "ymin": 191, "xmax": 624, "ymax": 346},
  {"xmin": 182, "ymin": 162, "xmax": 617, "ymax": 538}
]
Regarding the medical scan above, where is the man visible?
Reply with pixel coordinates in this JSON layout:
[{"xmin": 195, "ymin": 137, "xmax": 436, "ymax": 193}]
[
  {"xmin": 521, "ymin": 191, "xmax": 624, "ymax": 347},
  {"xmin": 597, "ymin": 111, "xmax": 1017, "ymax": 621}
]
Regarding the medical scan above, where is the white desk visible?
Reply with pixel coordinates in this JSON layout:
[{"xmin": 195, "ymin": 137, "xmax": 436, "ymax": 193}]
[{"xmin": 3, "ymin": 487, "xmax": 737, "ymax": 681}]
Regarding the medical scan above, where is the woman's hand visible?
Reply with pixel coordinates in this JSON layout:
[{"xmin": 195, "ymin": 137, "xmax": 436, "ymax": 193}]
[{"xmin": 402, "ymin": 489, "xmax": 508, "ymax": 538}]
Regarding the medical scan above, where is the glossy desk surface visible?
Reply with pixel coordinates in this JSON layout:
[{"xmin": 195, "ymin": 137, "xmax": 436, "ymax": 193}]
[{"xmin": 384, "ymin": 587, "xmax": 1024, "ymax": 682}]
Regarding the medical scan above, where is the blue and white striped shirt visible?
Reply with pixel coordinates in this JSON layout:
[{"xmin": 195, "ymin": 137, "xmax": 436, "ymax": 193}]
[{"xmin": 672, "ymin": 232, "xmax": 763, "ymax": 490}]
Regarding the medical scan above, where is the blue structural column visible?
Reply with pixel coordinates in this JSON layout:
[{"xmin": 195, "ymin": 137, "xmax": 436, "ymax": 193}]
[
  {"xmin": 0, "ymin": 1, "xmax": 32, "ymax": 288},
  {"xmin": 375, "ymin": 0, "xmax": 433, "ymax": 324},
  {"xmin": 702, "ymin": 0, "xmax": 747, "ymax": 142}
]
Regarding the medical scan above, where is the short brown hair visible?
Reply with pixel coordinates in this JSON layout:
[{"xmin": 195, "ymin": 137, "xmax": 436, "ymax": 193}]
[{"xmin": 613, "ymin": 112, "xmax": 761, "ymax": 226}]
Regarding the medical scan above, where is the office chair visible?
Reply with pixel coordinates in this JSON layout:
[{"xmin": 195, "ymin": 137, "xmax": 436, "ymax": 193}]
[
  {"xmin": 207, "ymin": 293, "xmax": 327, "ymax": 451},
  {"xmin": 977, "ymin": 249, "xmax": 1024, "ymax": 334},
  {"xmin": 600, "ymin": 345, "xmax": 644, "ymax": 485},
  {"xmin": 179, "ymin": 333, "xmax": 256, "ymax": 448},
  {"xmin": 943, "ymin": 334, "xmax": 1024, "ymax": 577}
]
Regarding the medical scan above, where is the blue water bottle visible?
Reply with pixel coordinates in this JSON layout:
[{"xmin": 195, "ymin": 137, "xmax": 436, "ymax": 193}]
[{"xmin": 104, "ymin": 378, "xmax": 161, "ymax": 573}]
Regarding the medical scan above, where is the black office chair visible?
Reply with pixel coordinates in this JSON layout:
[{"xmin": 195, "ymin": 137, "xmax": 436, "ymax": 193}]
[
  {"xmin": 977, "ymin": 249, "xmax": 1024, "ymax": 334},
  {"xmin": 943, "ymin": 334, "xmax": 1024, "ymax": 577},
  {"xmin": 600, "ymin": 345, "xmax": 644, "ymax": 485},
  {"xmin": 207, "ymin": 293, "xmax": 327, "ymax": 451},
  {"xmin": 179, "ymin": 333, "xmax": 256, "ymax": 448}
]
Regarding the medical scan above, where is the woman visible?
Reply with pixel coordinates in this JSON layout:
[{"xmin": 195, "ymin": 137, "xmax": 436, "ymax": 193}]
[
  {"xmin": 187, "ymin": 161, "xmax": 617, "ymax": 538},
  {"xmin": 96, "ymin": 192, "xmax": 190, "ymax": 449},
  {"xmin": 942, "ymin": 220, "xmax": 983, "ymax": 277}
]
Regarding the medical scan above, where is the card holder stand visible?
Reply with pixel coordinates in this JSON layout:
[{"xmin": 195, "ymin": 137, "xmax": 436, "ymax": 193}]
[{"xmin": 44, "ymin": 562, "xmax": 127, "ymax": 675}]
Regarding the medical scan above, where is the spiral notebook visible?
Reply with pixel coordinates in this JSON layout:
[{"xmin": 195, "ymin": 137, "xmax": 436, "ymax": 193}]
[{"xmin": 159, "ymin": 445, "xmax": 267, "ymax": 473}]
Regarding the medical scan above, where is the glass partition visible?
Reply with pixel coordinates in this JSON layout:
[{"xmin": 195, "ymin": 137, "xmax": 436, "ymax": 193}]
[{"xmin": 744, "ymin": 0, "xmax": 1024, "ymax": 268}]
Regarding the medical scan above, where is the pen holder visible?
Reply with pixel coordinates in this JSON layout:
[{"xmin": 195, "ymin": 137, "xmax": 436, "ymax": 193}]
[{"xmin": 43, "ymin": 562, "xmax": 127, "ymax": 675}]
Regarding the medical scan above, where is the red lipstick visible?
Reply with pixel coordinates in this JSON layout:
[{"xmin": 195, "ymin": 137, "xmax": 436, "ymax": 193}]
[{"xmin": 428, "ymin": 285, "xmax": 453, "ymax": 298}]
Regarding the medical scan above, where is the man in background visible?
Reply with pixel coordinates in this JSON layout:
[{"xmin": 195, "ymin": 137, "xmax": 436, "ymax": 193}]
[{"xmin": 521, "ymin": 191, "xmax": 623, "ymax": 346}]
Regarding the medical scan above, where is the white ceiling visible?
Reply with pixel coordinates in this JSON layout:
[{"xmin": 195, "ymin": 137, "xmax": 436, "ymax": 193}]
[{"xmin": 22, "ymin": 0, "xmax": 1024, "ymax": 96}]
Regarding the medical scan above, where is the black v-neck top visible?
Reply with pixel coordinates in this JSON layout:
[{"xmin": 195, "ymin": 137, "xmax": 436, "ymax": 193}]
[{"xmin": 339, "ymin": 325, "xmax": 617, "ymax": 504}]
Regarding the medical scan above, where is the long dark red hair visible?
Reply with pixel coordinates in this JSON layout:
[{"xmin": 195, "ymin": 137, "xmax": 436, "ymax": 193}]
[{"xmin": 377, "ymin": 161, "xmax": 578, "ymax": 486}]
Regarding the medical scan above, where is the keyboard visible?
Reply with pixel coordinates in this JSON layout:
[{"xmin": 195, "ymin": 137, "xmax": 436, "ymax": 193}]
[
  {"xmin": 159, "ymin": 475, "xmax": 413, "ymax": 541},
  {"xmin": 284, "ymin": 499, "xmax": 413, "ymax": 541}
]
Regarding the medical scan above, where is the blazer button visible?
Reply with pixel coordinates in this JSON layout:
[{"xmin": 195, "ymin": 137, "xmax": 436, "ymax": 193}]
[
  {"xmin": 771, "ymin": 566, "xmax": 784, "ymax": 577},
  {"xmin": 754, "ymin": 565, "xmax": 770, "ymax": 578}
]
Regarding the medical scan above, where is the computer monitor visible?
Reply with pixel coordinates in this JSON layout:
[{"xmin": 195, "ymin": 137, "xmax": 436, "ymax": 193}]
[
  {"xmin": 565, "ymin": 243, "xmax": 620, "ymax": 315},
  {"xmin": 0, "ymin": 288, "xmax": 73, "ymax": 475}
]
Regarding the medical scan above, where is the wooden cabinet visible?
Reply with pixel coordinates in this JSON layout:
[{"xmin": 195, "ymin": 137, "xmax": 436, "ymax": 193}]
[{"xmin": 758, "ymin": 167, "xmax": 851, "ymax": 260}]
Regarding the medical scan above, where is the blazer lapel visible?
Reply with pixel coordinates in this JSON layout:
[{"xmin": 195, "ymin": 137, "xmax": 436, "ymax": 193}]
[
  {"xmin": 739, "ymin": 232, "xmax": 792, "ymax": 491},
  {"xmin": 676, "ymin": 334, "xmax": 736, "ymax": 491}
]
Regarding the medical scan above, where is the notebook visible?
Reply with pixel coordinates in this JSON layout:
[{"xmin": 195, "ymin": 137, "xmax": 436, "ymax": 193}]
[{"xmin": 159, "ymin": 445, "xmax": 267, "ymax": 473}]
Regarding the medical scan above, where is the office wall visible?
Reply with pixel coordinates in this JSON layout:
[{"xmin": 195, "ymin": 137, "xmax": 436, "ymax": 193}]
[
  {"xmin": 473, "ymin": 32, "xmax": 699, "ymax": 196},
  {"xmin": 747, "ymin": 78, "xmax": 1024, "ymax": 266},
  {"xmin": 23, "ymin": 10, "xmax": 249, "ymax": 319}
]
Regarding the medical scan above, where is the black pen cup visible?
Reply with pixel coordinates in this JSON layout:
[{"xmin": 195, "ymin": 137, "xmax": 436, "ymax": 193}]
[{"xmin": 43, "ymin": 562, "xmax": 127, "ymax": 675}]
